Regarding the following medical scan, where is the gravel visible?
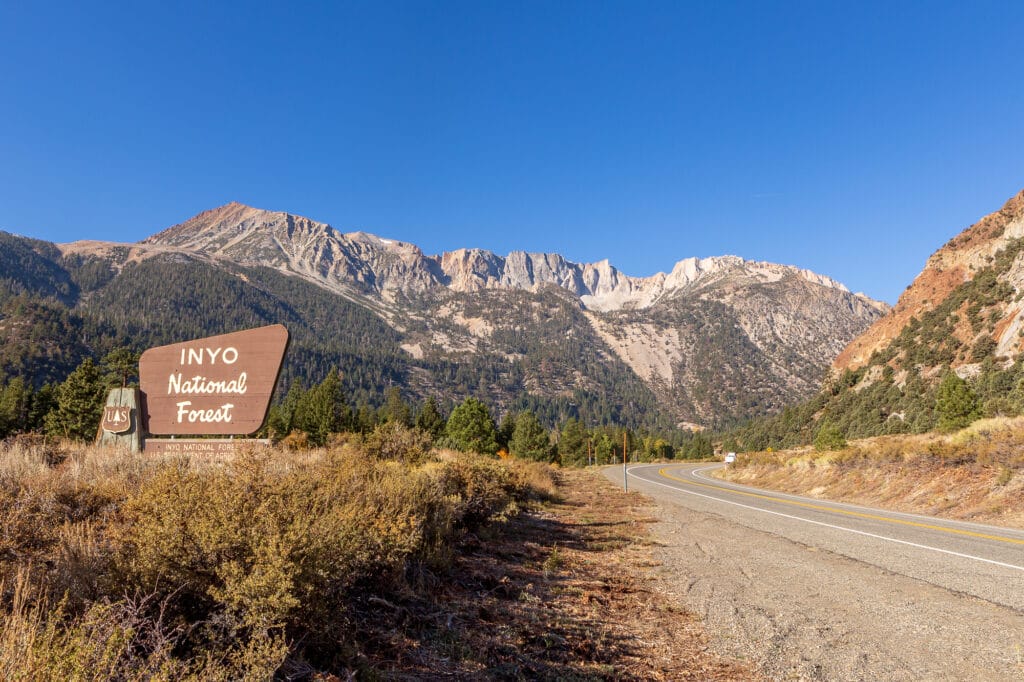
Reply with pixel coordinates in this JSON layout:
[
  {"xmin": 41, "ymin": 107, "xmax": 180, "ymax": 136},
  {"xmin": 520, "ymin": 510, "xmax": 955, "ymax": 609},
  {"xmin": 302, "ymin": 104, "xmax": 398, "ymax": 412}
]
[{"xmin": 623, "ymin": 474, "xmax": 1024, "ymax": 681}]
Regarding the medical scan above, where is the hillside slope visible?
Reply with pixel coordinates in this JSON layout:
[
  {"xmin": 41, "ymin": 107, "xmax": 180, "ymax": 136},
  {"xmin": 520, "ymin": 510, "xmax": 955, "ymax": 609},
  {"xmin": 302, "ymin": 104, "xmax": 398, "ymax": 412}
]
[
  {"xmin": 735, "ymin": 187, "xmax": 1024, "ymax": 448},
  {"xmin": 0, "ymin": 203, "xmax": 886, "ymax": 427},
  {"xmin": 835, "ymin": 188, "xmax": 1024, "ymax": 373}
]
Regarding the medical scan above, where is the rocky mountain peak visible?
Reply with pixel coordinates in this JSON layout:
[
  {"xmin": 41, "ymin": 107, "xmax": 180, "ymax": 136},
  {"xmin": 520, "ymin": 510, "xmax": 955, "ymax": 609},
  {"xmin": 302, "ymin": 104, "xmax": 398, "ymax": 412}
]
[{"xmin": 142, "ymin": 203, "xmax": 882, "ymax": 316}]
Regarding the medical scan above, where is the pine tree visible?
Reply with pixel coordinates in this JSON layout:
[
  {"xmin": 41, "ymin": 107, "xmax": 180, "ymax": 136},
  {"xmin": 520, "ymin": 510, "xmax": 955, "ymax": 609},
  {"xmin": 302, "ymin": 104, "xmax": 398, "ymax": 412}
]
[
  {"xmin": 100, "ymin": 347, "xmax": 140, "ymax": 388},
  {"xmin": 557, "ymin": 417, "xmax": 588, "ymax": 466},
  {"xmin": 935, "ymin": 371, "xmax": 981, "ymax": 432},
  {"xmin": 45, "ymin": 358, "xmax": 105, "ymax": 441},
  {"xmin": 509, "ymin": 410, "xmax": 550, "ymax": 461},
  {"xmin": 813, "ymin": 423, "xmax": 847, "ymax": 451},
  {"xmin": 294, "ymin": 369, "xmax": 349, "ymax": 446},
  {"xmin": 594, "ymin": 434, "xmax": 615, "ymax": 465},
  {"xmin": 0, "ymin": 377, "xmax": 30, "ymax": 437},
  {"xmin": 27, "ymin": 384, "xmax": 56, "ymax": 432},
  {"xmin": 444, "ymin": 397, "xmax": 499, "ymax": 455},
  {"xmin": 379, "ymin": 386, "xmax": 412, "ymax": 426},
  {"xmin": 414, "ymin": 396, "xmax": 446, "ymax": 440},
  {"xmin": 496, "ymin": 410, "xmax": 516, "ymax": 451},
  {"xmin": 266, "ymin": 382, "xmax": 305, "ymax": 439}
]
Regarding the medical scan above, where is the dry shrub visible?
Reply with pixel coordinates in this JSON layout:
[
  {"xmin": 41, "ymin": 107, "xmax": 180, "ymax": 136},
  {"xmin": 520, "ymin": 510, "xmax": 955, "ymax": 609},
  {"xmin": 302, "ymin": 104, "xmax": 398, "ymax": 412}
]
[
  {"xmin": 723, "ymin": 423, "xmax": 1024, "ymax": 526},
  {"xmin": 0, "ymin": 436, "xmax": 59, "ymax": 482},
  {"xmin": 362, "ymin": 421, "xmax": 433, "ymax": 464},
  {"xmin": 0, "ymin": 567, "xmax": 285, "ymax": 681},
  {"xmin": 279, "ymin": 429, "xmax": 310, "ymax": 451},
  {"xmin": 117, "ymin": 446, "xmax": 544, "ymax": 668},
  {"xmin": 507, "ymin": 458, "xmax": 560, "ymax": 502},
  {"xmin": 0, "ymin": 439, "xmax": 558, "ymax": 677},
  {"xmin": 434, "ymin": 452, "xmax": 523, "ymax": 530}
]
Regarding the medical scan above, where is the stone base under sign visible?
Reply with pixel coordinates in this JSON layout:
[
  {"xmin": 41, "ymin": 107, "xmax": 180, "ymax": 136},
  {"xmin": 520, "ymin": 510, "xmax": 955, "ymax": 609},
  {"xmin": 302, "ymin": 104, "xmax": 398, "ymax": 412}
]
[{"xmin": 143, "ymin": 438, "xmax": 271, "ymax": 455}]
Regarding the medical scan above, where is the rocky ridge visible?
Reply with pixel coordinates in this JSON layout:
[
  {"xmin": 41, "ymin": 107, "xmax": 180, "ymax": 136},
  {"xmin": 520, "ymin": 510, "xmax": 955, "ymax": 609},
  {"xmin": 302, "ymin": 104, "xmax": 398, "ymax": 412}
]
[
  {"xmin": 142, "ymin": 202, "xmax": 881, "ymax": 314},
  {"xmin": 128, "ymin": 202, "xmax": 887, "ymax": 424},
  {"xmin": 35, "ymin": 202, "xmax": 891, "ymax": 426}
]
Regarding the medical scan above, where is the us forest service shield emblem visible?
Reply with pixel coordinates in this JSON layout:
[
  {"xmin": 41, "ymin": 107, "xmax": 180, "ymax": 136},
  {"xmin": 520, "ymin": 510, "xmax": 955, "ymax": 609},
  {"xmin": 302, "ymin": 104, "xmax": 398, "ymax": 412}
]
[{"xmin": 101, "ymin": 406, "xmax": 132, "ymax": 434}]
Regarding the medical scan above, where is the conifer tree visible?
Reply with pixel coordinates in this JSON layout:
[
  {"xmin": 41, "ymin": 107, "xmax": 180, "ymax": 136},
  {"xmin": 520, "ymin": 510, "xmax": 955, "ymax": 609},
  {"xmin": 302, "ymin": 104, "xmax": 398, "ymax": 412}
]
[
  {"xmin": 935, "ymin": 371, "xmax": 981, "ymax": 432},
  {"xmin": 266, "ymin": 382, "xmax": 305, "ymax": 439},
  {"xmin": 27, "ymin": 384, "xmax": 56, "ymax": 432},
  {"xmin": 294, "ymin": 369, "xmax": 349, "ymax": 446},
  {"xmin": 45, "ymin": 358, "xmax": 105, "ymax": 441},
  {"xmin": 414, "ymin": 396, "xmax": 446, "ymax": 440},
  {"xmin": 0, "ymin": 377, "xmax": 30, "ymax": 437},
  {"xmin": 100, "ymin": 347, "xmax": 140, "ymax": 388},
  {"xmin": 813, "ymin": 423, "xmax": 847, "ymax": 451},
  {"xmin": 496, "ymin": 410, "xmax": 516, "ymax": 451},
  {"xmin": 509, "ymin": 410, "xmax": 550, "ymax": 461},
  {"xmin": 444, "ymin": 397, "xmax": 499, "ymax": 455},
  {"xmin": 557, "ymin": 417, "xmax": 588, "ymax": 466},
  {"xmin": 379, "ymin": 386, "xmax": 412, "ymax": 426}
]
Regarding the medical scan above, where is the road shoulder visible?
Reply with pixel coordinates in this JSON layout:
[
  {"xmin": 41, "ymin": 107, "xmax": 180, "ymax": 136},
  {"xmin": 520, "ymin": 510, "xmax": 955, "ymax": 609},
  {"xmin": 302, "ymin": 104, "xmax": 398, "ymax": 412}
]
[{"xmin": 622, "ymin": 466, "xmax": 1024, "ymax": 681}]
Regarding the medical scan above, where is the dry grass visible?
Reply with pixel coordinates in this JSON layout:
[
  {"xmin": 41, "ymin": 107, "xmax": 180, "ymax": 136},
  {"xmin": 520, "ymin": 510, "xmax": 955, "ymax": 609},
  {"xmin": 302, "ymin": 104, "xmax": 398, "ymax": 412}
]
[
  {"xmin": 0, "ymin": 437, "xmax": 558, "ymax": 679},
  {"xmin": 722, "ymin": 418, "xmax": 1024, "ymax": 527},
  {"xmin": 360, "ymin": 467, "xmax": 760, "ymax": 680},
  {"xmin": 0, "ymin": 433, "xmax": 751, "ymax": 679}
]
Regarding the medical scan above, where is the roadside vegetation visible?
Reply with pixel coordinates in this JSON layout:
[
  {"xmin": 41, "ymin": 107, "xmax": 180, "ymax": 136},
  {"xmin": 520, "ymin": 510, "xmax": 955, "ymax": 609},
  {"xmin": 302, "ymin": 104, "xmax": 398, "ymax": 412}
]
[
  {"xmin": 720, "ymin": 416, "xmax": 1024, "ymax": 527},
  {"xmin": 0, "ymin": 434, "xmax": 558, "ymax": 678},
  {"xmin": 0, "ymin": 433, "xmax": 757, "ymax": 679},
  {"xmin": 0, "ymin": 358, "xmax": 716, "ymax": 464},
  {"xmin": 0, "ymin": 336, "xmax": 729, "ymax": 676}
]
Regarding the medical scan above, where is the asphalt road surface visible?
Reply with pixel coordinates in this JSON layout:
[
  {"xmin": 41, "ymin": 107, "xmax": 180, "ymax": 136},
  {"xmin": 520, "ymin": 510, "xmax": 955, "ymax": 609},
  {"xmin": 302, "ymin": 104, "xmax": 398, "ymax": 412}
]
[{"xmin": 605, "ymin": 463, "xmax": 1024, "ymax": 681}]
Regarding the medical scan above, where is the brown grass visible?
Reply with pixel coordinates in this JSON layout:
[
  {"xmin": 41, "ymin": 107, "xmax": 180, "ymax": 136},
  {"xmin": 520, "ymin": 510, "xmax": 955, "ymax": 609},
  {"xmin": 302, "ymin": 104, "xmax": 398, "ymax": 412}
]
[
  {"xmin": 722, "ymin": 417, "xmax": 1024, "ymax": 527},
  {"xmin": 0, "ymin": 435, "xmax": 745, "ymax": 679},
  {"xmin": 353, "ymin": 467, "xmax": 759, "ymax": 679},
  {"xmin": 0, "ymin": 437, "xmax": 558, "ymax": 679}
]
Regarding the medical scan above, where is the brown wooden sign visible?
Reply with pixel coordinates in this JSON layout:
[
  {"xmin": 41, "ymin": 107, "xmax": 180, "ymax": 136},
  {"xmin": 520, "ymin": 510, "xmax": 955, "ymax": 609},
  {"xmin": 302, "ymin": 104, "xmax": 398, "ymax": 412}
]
[
  {"xmin": 101, "ymin": 406, "xmax": 132, "ymax": 434},
  {"xmin": 139, "ymin": 324, "xmax": 289, "ymax": 435}
]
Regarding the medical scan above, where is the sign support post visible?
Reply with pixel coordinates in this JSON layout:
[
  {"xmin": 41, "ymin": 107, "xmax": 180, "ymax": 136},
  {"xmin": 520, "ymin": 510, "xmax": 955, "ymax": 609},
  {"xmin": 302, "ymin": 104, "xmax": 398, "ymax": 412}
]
[
  {"xmin": 623, "ymin": 431, "xmax": 628, "ymax": 493},
  {"xmin": 95, "ymin": 387, "xmax": 143, "ymax": 452}
]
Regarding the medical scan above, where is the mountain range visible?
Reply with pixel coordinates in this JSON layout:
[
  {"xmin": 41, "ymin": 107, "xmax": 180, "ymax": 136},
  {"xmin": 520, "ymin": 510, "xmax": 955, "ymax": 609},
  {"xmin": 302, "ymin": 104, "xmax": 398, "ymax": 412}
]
[{"xmin": 0, "ymin": 202, "xmax": 888, "ymax": 429}]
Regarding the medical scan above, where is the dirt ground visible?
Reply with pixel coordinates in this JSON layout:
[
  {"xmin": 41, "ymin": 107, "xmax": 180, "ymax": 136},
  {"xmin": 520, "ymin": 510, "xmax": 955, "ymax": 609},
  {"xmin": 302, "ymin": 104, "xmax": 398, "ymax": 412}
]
[{"xmin": 358, "ymin": 468, "xmax": 759, "ymax": 680}]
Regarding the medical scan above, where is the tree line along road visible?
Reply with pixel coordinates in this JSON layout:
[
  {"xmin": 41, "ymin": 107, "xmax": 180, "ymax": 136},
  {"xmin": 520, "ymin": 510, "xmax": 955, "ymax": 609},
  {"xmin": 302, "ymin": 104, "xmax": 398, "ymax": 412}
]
[{"xmin": 605, "ymin": 463, "xmax": 1024, "ymax": 681}]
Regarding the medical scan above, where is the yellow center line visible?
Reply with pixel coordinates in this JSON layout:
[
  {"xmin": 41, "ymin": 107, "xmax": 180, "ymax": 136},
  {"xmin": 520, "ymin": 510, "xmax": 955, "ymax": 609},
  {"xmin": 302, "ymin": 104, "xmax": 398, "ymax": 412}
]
[{"xmin": 657, "ymin": 466, "xmax": 1024, "ymax": 547}]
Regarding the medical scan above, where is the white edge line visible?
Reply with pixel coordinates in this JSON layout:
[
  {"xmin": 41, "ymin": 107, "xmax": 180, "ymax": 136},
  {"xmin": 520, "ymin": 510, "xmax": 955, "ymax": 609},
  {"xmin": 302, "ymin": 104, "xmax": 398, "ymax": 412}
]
[
  {"xmin": 627, "ymin": 468, "xmax": 1024, "ymax": 573},
  {"xmin": 685, "ymin": 464, "xmax": 1024, "ymax": 538}
]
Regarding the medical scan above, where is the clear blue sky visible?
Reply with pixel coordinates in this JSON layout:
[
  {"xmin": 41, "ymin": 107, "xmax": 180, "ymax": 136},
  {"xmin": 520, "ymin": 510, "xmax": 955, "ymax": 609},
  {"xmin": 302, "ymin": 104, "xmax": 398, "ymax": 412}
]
[{"xmin": 2, "ymin": 1, "xmax": 1022, "ymax": 304}]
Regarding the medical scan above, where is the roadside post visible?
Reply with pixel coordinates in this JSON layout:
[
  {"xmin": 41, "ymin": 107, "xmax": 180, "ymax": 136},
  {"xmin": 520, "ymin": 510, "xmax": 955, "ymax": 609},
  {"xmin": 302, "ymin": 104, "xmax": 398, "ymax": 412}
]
[{"xmin": 623, "ymin": 431, "xmax": 628, "ymax": 492}]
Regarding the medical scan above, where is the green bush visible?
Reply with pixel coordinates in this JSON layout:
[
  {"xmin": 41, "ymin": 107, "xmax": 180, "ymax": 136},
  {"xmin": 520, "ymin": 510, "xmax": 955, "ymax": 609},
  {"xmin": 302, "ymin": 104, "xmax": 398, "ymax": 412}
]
[
  {"xmin": 935, "ymin": 371, "xmax": 981, "ymax": 432},
  {"xmin": 813, "ymin": 424, "xmax": 847, "ymax": 451}
]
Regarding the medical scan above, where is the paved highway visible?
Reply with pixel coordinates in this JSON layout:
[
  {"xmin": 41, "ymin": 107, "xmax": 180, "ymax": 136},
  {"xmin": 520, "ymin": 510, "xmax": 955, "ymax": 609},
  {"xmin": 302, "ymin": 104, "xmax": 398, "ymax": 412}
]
[
  {"xmin": 613, "ymin": 462, "xmax": 1024, "ymax": 610},
  {"xmin": 603, "ymin": 462, "xmax": 1024, "ymax": 680}
]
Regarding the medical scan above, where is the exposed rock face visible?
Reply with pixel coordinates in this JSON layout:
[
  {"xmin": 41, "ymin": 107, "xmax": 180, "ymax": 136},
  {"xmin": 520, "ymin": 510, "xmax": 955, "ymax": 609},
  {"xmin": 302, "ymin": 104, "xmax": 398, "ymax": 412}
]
[
  {"xmin": 144, "ymin": 202, "xmax": 885, "ymax": 315},
  {"xmin": 55, "ymin": 201, "xmax": 889, "ymax": 426},
  {"xmin": 834, "ymin": 189, "xmax": 1024, "ymax": 373}
]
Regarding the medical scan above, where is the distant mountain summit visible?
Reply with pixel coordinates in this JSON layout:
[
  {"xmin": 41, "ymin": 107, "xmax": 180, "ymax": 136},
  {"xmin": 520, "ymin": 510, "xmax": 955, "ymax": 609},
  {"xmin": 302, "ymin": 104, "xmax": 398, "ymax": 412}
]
[
  {"xmin": 0, "ymin": 202, "xmax": 887, "ymax": 428},
  {"xmin": 143, "ymin": 202, "xmax": 883, "ymax": 313}
]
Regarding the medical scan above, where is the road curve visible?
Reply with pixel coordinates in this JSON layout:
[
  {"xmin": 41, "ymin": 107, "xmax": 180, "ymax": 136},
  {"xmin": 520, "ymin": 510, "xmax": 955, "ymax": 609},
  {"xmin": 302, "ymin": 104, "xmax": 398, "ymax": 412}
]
[
  {"xmin": 621, "ymin": 462, "xmax": 1024, "ymax": 608},
  {"xmin": 604, "ymin": 462, "xmax": 1024, "ymax": 680}
]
